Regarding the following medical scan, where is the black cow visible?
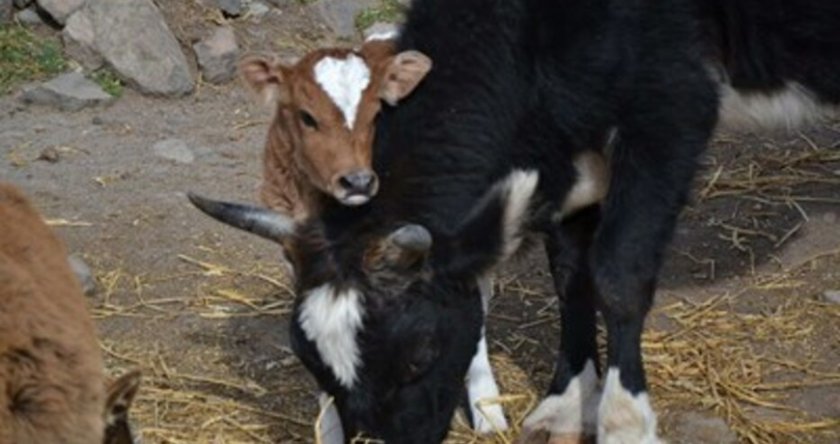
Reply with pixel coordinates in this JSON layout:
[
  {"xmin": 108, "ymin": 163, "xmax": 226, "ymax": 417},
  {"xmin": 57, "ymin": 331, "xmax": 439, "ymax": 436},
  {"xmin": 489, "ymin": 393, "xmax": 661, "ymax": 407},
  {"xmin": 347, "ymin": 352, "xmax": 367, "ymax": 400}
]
[{"xmin": 190, "ymin": 0, "xmax": 840, "ymax": 442}]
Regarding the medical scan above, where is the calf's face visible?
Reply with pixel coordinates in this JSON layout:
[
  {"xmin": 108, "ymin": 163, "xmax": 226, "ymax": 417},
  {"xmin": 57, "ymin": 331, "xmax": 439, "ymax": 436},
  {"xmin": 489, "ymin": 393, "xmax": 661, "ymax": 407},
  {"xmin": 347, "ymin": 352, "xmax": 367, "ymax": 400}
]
[{"xmin": 240, "ymin": 42, "xmax": 432, "ymax": 206}]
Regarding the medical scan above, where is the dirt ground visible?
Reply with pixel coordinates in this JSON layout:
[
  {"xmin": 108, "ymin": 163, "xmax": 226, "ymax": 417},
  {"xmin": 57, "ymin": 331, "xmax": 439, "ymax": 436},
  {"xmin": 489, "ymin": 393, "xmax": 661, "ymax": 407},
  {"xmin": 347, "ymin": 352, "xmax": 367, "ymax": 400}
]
[{"xmin": 1, "ymin": 3, "xmax": 839, "ymax": 443}]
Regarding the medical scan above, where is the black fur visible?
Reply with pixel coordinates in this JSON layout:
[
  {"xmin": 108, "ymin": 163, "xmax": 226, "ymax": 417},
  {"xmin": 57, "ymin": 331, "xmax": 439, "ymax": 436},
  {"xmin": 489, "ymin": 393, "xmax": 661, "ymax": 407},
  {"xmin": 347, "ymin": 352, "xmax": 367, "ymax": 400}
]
[{"xmin": 190, "ymin": 0, "xmax": 839, "ymax": 442}]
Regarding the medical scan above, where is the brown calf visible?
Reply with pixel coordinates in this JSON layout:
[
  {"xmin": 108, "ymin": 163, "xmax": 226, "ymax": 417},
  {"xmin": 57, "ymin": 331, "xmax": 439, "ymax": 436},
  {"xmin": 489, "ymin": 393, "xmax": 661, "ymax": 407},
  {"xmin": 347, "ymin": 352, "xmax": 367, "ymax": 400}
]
[
  {"xmin": 0, "ymin": 183, "xmax": 140, "ymax": 444},
  {"xmin": 240, "ymin": 38, "xmax": 432, "ymax": 218}
]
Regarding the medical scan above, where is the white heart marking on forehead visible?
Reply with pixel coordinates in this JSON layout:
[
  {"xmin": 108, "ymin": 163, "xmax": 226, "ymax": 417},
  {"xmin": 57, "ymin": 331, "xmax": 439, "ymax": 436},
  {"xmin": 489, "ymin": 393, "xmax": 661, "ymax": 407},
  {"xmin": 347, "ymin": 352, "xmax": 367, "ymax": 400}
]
[
  {"xmin": 313, "ymin": 54, "xmax": 372, "ymax": 129},
  {"xmin": 299, "ymin": 285, "xmax": 365, "ymax": 388}
]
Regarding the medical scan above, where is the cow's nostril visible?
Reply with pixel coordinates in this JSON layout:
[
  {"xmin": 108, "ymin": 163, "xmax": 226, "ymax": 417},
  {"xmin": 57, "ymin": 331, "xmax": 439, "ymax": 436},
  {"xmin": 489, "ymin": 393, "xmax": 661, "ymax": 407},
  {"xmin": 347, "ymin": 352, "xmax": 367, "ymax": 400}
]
[{"xmin": 339, "ymin": 171, "xmax": 376, "ymax": 194}]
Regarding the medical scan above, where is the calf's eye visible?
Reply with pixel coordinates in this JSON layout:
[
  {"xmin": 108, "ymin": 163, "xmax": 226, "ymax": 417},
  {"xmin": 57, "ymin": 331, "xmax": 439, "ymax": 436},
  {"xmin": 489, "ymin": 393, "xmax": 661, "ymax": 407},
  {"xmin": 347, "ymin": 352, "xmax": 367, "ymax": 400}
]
[{"xmin": 299, "ymin": 111, "xmax": 318, "ymax": 129}]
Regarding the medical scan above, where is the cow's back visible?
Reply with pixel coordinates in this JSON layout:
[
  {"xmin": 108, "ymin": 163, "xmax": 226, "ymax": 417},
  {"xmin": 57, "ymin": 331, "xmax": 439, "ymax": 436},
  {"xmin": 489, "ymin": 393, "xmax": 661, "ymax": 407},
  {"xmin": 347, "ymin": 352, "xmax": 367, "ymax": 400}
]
[{"xmin": 0, "ymin": 183, "xmax": 106, "ymax": 444}]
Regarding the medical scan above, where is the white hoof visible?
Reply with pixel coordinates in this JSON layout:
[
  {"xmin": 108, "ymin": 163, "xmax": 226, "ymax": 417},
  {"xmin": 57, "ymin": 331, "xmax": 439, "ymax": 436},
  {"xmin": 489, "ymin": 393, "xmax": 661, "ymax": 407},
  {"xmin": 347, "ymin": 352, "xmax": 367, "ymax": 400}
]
[
  {"xmin": 597, "ymin": 369, "xmax": 664, "ymax": 444},
  {"xmin": 520, "ymin": 361, "xmax": 599, "ymax": 441}
]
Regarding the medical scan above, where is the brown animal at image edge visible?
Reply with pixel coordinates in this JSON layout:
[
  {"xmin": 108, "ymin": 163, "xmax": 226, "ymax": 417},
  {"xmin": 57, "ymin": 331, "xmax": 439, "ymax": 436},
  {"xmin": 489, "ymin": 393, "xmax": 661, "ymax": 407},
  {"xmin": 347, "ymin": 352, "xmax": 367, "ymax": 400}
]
[{"xmin": 0, "ymin": 183, "xmax": 141, "ymax": 444}]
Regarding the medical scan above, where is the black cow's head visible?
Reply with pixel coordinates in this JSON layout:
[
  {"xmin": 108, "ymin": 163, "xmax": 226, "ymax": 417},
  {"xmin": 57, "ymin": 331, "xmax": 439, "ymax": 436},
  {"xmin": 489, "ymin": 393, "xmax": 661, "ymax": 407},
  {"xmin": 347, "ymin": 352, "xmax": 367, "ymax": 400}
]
[{"xmin": 188, "ymin": 170, "xmax": 540, "ymax": 443}]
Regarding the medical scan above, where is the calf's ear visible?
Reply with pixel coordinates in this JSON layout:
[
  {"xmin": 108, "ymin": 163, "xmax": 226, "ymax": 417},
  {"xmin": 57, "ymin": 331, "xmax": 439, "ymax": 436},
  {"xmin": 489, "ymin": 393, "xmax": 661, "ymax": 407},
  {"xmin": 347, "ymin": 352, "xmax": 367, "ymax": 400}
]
[
  {"xmin": 239, "ymin": 55, "xmax": 289, "ymax": 107},
  {"xmin": 443, "ymin": 170, "xmax": 539, "ymax": 277},
  {"xmin": 379, "ymin": 50, "xmax": 432, "ymax": 106}
]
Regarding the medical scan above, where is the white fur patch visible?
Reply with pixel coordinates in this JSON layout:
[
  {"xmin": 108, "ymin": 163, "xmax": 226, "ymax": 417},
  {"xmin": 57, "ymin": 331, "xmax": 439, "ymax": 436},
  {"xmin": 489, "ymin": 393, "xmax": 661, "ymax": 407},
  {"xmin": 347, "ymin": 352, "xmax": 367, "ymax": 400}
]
[
  {"xmin": 299, "ymin": 285, "xmax": 365, "ymax": 388},
  {"xmin": 317, "ymin": 393, "xmax": 345, "ymax": 444},
  {"xmin": 597, "ymin": 368, "xmax": 663, "ymax": 444},
  {"xmin": 313, "ymin": 55, "xmax": 371, "ymax": 129},
  {"xmin": 466, "ymin": 334, "xmax": 508, "ymax": 433},
  {"xmin": 718, "ymin": 81, "xmax": 837, "ymax": 130},
  {"xmin": 522, "ymin": 360, "xmax": 600, "ymax": 437},
  {"xmin": 464, "ymin": 274, "xmax": 507, "ymax": 433},
  {"xmin": 555, "ymin": 152, "xmax": 610, "ymax": 221},
  {"xmin": 500, "ymin": 170, "xmax": 539, "ymax": 260},
  {"xmin": 365, "ymin": 30, "xmax": 399, "ymax": 42}
]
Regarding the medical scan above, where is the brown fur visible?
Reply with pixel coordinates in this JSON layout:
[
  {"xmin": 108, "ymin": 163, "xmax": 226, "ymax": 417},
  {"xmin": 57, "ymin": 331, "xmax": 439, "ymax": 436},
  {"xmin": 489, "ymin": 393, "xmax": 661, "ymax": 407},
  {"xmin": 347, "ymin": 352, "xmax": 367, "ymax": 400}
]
[
  {"xmin": 0, "ymin": 183, "xmax": 137, "ymax": 444},
  {"xmin": 241, "ymin": 39, "xmax": 432, "ymax": 218}
]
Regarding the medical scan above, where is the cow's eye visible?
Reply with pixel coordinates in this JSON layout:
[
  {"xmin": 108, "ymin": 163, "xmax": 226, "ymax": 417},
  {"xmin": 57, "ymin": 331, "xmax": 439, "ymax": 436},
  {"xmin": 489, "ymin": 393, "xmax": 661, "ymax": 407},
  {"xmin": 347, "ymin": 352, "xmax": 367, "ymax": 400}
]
[{"xmin": 299, "ymin": 111, "xmax": 318, "ymax": 129}]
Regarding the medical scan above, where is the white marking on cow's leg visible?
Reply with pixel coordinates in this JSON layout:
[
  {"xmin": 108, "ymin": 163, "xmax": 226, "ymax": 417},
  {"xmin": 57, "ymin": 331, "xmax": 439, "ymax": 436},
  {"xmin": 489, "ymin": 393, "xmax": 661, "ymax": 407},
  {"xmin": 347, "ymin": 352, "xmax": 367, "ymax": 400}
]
[
  {"xmin": 298, "ymin": 285, "xmax": 364, "ymax": 388},
  {"xmin": 317, "ymin": 393, "xmax": 345, "ymax": 444},
  {"xmin": 500, "ymin": 170, "xmax": 539, "ymax": 260},
  {"xmin": 313, "ymin": 55, "xmax": 371, "ymax": 129},
  {"xmin": 465, "ymin": 275, "xmax": 508, "ymax": 433},
  {"xmin": 597, "ymin": 368, "xmax": 663, "ymax": 444},
  {"xmin": 717, "ymin": 81, "xmax": 838, "ymax": 131},
  {"xmin": 521, "ymin": 361, "xmax": 599, "ymax": 441}
]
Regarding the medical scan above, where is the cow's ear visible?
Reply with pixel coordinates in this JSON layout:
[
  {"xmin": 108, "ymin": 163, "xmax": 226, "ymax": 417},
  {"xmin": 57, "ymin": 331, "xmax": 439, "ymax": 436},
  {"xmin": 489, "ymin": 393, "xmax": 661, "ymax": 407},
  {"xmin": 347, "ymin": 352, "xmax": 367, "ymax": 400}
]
[
  {"xmin": 363, "ymin": 224, "xmax": 432, "ymax": 275},
  {"xmin": 442, "ymin": 170, "xmax": 539, "ymax": 277},
  {"xmin": 239, "ymin": 55, "xmax": 290, "ymax": 107},
  {"xmin": 379, "ymin": 50, "xmax": 432, "ymax": 106}
]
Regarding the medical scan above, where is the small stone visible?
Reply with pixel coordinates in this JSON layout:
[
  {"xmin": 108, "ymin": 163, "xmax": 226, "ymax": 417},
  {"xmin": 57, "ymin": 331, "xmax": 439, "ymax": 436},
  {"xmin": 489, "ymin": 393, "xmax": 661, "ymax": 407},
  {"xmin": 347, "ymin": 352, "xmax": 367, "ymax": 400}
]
[
  {"xmin": 193, "ymin": 26, "xmax": 239, "ymax": 84},
  {"xmin": 823, "ymin": 290, "xmax": 840, "ymax": 304},
  {"xmin": 91, "ymin": 115, "xmax": 103, "ymax": 125},
  {"xmin": 312, "ymin": 0, "xmax": 379, "ymax": 39},
  {"xmin": 68, "ymin": 254, "xmax": 97, "ymax": 296},
  {"xmin": 35, "ymin": 0, "xmax": 85, "ymax": 24},
  {"xmin": 671, "ymin": 412, "xmax": 737, "ymax": 444},
  {"xmin": 15, "ymin": 6, "xmax": 44, "ymax": 26},
  {"xmin": 245, "ymin": 0, "xmax": 268, "ymax": 18},
  {"xmin": 212, "ymin": 0, "xmax": 241, "ymax": 16},
  {"xmin": 153, "ymin": 139, "xmax": 195, "ymax": 164},
  {"xmin": 823, "ymin": 212, "xmax": 837, "ymax": 224},
  {"xmin": 37, "ymin": 147, "xmax": 60, "ymax": 163},
  {"xmin": 20, "ymin": 72, "xmax": 113, "ymax": 112},
  {"xmin": 363, "ymin": 21, "xmax": 399, "ymax": 42}
]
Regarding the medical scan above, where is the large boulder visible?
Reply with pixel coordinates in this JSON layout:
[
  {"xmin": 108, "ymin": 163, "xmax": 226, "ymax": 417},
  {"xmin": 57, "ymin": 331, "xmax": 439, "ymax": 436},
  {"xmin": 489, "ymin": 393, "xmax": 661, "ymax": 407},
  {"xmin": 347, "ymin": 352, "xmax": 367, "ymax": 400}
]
[
  {"xmin": 36, "ymin": 0, "xmax": 86, "ymax": 24},
  {"xmin": 62, "ymin": 0, "xmax": 194, "ymax": 96}
]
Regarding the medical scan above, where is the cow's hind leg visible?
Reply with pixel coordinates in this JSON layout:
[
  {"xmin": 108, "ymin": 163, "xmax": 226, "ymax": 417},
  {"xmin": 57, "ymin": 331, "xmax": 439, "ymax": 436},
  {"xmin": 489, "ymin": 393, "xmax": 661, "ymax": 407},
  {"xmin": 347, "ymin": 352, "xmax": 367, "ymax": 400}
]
[
  {"xmin": 592, "ymin": 87, "xmax": 716, "ymax": 443},
  {"xmin": 520, "ymin": 208, "xmax": 601, "ymax": 444}
]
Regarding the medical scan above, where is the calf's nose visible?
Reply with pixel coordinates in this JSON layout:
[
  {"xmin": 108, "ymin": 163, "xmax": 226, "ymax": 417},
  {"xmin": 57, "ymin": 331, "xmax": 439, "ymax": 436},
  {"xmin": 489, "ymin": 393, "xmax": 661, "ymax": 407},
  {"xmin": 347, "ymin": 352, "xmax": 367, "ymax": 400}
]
[{"xmin": 338, "ymin": 170, "xmax": 377, "ymax": 195}]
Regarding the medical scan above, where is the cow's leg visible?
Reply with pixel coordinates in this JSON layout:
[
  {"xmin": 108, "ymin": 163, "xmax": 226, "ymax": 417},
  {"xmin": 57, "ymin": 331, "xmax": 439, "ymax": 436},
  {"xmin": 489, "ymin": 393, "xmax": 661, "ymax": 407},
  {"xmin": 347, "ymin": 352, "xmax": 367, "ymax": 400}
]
[
  {"xmin": 465, "ymin": 275, "xmax": 509, "ymax": 433},
  {"xmin": 592, "ymin": 105, "xmax": 714, "ymax": 443},
  {"xmin": 520, "ymin": 208, "xmax": 601, "ymax": 444}
]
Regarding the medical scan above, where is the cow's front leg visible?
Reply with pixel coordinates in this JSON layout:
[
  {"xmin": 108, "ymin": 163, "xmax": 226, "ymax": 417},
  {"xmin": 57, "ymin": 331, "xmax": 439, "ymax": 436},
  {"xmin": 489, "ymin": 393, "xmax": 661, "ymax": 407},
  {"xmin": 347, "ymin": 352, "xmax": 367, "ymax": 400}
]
[
  {"xmin": 520, "ymin": 210, "xmax": 601, "ymax": 444},
  {"xmin": 464, "ymin": 275, "xmax": 509, "ymax": 433}
]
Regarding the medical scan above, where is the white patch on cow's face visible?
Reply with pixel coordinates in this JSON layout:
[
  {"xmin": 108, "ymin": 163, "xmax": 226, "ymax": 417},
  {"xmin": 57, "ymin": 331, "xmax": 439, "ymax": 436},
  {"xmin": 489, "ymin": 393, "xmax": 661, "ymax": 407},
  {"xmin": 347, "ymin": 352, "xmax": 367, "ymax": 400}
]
[
  {"xmin": 717, "ymin": 81, "xmax": 837, "ymax": 130},
  {"xmin": 313, "ymin": 55, "xmax": 371, "ymax": 129},
  {"xmin": 365, "ymin": 30, "xmax": 399, "ymax": 42},
  {"xmin": 522, "ymin": 360, "xmax": 600, "ymax": 439},
  {"xmin": 500, "ymin": 170, "xmax": 539, "ymax": 259},
  {"xmin": 597, "ymin": 368, "xmax": 663, "ymax": 444},
  {"xmin": 299, "ymin": 285, "xmax": 365, "ymax": 388}
]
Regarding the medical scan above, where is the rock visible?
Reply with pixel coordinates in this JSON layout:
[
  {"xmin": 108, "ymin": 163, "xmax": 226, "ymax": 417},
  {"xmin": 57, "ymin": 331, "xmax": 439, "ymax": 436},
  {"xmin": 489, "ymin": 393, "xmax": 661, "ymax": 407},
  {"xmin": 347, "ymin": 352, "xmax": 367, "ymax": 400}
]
[
  {"xmin": 1, "ymin": 0, "xmax": 11, "ymax": 24},
  {"xmin": 14, "ymin": 0, "xmax": 33, "ymax": 8},
  {"xmin": 36, "ymin": 0, "xmax": 85, "ymax": 24},
  {"xmin": 245, "ymin": 0, "xmax": 268, "ymax": 18},
  {"xmin": 64, "ymin": 0, "xmax": 194, "ymax": 96},
  {"xmin": 671, "ymin": 412, "xmax": 737, "ymax": 444},
  {"xmin": 62, "ymin": 10, "xmax": 103, "ymax": 70},
  {"xmin": 15, "ymin": 6, "xmax": 45, "ymax": 25},
  {"xmin": 312, "ymin": 0, "xmax": 378, "ymax": 39},
  {"xmin": 68, "ymin": 254, "xmax": 97, "ymax": 296},
  {"xmin": 153, "ymin": 139, "xmax": 195, "ymax": 164},
  {"xmin": 20, "ymin": 72, "xmax": 113, "ymax": 111},
  {"xmin": 37, "ymin": 147, "xmax": 61, "ymax": 163},
  {"xmin": 824, "ymin": 290, "xmax": 840, "ymax": 304},
  {"xmin": 363, "ymin": 21, "xmax": 399, "ymax": 42},
  {"xmin": 193, "ymin": 26, "xmax": 239, "ymax": 84},
  {"xmin": 213, "ymin": 0, "xmax": 241, "ymax": 16}
]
